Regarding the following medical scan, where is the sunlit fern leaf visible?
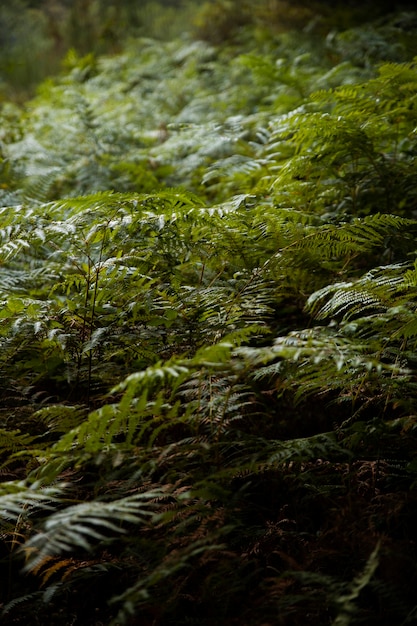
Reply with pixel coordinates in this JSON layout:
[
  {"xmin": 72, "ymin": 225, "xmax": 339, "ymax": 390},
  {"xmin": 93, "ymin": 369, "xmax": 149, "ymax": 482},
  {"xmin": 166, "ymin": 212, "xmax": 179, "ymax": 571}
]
[
  {"xmin": 306, "ymin": 262, "xmax": 411, "ymax": 321},
  {"xmin": 307, "ymin": 283, "xmax": 383, "ymax": 321},
  {"xmin": 0, "ymin": 482, "xmax": 61, "ymax": 525},
  {"xmin": 23, "ymin": 489, "xmax": 168, "ymax": 569},
  {"xmin": 30, "ymin": 405, "xmax": 88, "ymax": 435},
  {"xmin": 0, "ymin": 428, "xmax": 37, "ymax": 455},
  {"xmin": 50, "ymin": 361, "xmax": 191, "ymax": 453}
]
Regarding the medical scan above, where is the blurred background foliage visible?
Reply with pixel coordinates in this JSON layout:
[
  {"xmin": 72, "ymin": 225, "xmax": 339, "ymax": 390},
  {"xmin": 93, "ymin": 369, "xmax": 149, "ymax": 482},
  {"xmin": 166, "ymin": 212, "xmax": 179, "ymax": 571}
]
[{"xmin": 1, "ymin": 0, "xmax": 417, "ymax": 100}]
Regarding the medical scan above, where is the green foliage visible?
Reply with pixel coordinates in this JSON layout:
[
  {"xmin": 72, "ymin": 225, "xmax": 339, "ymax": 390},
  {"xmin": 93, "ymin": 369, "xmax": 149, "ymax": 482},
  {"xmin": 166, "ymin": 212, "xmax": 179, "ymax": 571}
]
[
  {"xmin": 1, "ymin": 9, "xmax": 417, "ymax": 626},
  {"xmin": 0, "ymin": 1, "xmax": 203, "ymax": 99},
  {"xmin": 0, "ymin": 2, "xmax": 55, "ymax": 99}
]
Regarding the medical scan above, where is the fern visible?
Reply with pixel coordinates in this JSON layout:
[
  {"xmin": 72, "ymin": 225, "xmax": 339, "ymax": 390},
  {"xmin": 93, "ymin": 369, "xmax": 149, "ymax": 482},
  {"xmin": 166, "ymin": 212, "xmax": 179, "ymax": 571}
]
[
  {"xmin": 332, "ymin": 542, "xmax": 381, "ymax": 626},
  {"xmin": 306, "ymin": 262, "xmax": 409, "ymax": 321},
  {"xmin": 24, "ymin": 490, "xmax": 167, "ymax": 569},
  {"xmin": 0, "ymin": 481, "xmax": 61, "ymax": 525},
  {"xmin": 0, "ymin": 9, "xmax": 417, "ymax": 626}
]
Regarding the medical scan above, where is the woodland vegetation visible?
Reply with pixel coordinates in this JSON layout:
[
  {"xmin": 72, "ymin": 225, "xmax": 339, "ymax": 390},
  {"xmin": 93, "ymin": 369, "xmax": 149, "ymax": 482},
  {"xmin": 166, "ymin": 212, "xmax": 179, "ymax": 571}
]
[{"xmin": 1, "ymin": 1, "xmax": 417, "ymax": 624}]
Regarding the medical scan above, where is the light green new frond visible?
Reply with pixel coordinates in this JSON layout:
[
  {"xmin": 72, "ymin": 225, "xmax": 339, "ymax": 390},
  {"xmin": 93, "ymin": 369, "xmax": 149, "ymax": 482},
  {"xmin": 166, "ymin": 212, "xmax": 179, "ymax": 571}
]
[
  {"xmin": 113, "ymin": 361, "xmax": 191, "ymax": 397},
  {"xmin": 51, "ymin": 360, "xmax": 191, "ymax": 453}
]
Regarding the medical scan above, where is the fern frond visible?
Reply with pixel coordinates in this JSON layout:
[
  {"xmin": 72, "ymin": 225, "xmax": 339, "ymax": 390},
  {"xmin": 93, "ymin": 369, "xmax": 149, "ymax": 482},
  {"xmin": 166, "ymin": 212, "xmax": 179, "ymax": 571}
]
[
  {"xmin": 332, "ymin": 542, "xmax": 380, "ymax": 626},
  {"xmin": 30, "ymin": 405, "xmax": 88, "ymax": 435},
  {"xmin": 296, "ymin": 214, "xmax": 411, "ymax": 261},
  {"xmin": 24, "ymin": 489, "xmax": 167, "ymax": 569},
  {"xmin": 2, "ymin": 591, "xmax": 45, "ymax": 618},
  {"xmin": 306, "ymin": 262, "xmax": 410, "ymax": 321},
  {"xmin": 0, "ymin": 481, "xmax": 61, "ymax": 525}
]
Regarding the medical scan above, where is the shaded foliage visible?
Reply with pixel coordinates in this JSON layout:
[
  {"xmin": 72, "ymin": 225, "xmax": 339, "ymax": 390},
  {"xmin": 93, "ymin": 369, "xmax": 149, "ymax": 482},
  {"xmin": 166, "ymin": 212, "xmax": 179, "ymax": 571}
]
[{"xmin": 0, "ymin": 7, "xmax": 417, "ymax": 626}]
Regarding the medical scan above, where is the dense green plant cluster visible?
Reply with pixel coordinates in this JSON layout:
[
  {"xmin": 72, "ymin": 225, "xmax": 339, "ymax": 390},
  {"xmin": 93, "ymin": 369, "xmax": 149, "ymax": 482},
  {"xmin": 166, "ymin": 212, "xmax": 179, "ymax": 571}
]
[{"xmin": 0, "ymin": 9, "xmax": 417, "ymax": 626}]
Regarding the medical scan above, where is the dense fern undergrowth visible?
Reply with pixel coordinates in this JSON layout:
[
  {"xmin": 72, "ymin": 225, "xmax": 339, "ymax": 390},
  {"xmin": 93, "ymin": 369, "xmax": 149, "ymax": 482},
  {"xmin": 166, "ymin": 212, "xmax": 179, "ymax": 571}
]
[{"xmin": 1, "ymin": 9, "xmax": 417, "ymax": 625}]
